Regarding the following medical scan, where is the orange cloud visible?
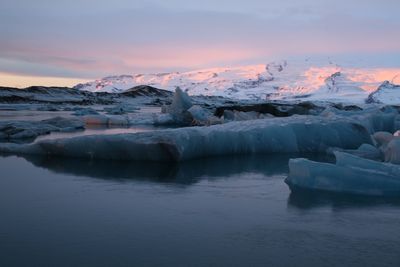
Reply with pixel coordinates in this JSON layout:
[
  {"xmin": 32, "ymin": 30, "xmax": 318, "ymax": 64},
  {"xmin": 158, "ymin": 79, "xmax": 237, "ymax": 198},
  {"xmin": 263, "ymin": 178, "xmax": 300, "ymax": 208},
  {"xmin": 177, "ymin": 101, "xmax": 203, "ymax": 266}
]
[{"xmin": 0, "ymin": 72, "xmax": 89, "ymax": 88}]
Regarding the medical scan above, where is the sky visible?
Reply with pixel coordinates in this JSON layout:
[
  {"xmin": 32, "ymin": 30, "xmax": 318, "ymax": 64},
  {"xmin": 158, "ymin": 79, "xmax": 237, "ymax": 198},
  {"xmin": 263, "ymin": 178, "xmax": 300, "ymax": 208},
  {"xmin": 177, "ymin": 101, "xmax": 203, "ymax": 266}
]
[{"xmin": 1, "ymin": 0, "xmax": 400, "ymax": 87}]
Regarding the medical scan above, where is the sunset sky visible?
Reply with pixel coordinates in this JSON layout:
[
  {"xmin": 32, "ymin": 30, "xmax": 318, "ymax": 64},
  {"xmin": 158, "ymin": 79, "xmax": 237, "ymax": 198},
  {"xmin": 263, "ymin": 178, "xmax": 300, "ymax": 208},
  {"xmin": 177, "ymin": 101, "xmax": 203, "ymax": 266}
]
[{"xmin": 1, "ymin": 0, "xmax": 400, "ymax": 87}]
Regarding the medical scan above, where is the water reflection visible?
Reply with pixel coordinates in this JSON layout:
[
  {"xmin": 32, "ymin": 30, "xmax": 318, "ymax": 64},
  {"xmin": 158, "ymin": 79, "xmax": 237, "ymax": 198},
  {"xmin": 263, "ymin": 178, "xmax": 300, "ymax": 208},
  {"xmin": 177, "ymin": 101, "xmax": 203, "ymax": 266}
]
[
  {"xmin": 2, "ymin": 153, "xmax": 331, "ymax": 185},
  {"xmin": 34, "ymin": 125, "xmax": 168, "ymax": 142},
  {"xmin": 3, "ymin": 152, "xmax": 398, "ymax": 211},
  {"xmin": 288, "ymin": 188, "xmax": 400, "ymax": 210},
  {"xmin": 1, "ymin": 153, "xmax": 400, "ymax": 267}
]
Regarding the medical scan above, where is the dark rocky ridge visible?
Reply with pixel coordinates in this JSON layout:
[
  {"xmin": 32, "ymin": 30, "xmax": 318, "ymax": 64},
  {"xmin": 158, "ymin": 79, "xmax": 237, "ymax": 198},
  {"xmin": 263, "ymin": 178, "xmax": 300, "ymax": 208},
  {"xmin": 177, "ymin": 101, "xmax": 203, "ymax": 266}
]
[
  {"xmin": 214, "ymin": 102, "xmax": 325, "ymax": 117},
  {"xmin": 122, "ymin": 85, "xmax": 173, "ymax": 98},
  {"xmin": 0, "ymin": 85, "xmax": 172, "ymax": 105}
]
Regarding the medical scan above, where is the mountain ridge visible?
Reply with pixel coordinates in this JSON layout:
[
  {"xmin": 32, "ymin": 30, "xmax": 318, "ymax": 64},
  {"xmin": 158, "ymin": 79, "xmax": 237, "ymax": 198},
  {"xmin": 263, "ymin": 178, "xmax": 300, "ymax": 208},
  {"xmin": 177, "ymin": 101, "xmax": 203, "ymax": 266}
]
[{"xmin": 74, "ymin": 59, "xmax": 400, "ymax": 104}]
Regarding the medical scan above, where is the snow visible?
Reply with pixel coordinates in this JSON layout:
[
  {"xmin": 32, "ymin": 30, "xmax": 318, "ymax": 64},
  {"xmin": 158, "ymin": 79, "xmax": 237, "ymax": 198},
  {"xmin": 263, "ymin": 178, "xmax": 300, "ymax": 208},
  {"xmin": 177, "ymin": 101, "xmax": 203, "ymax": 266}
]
[
  {"xmin": 286, "ymin": 152, "xmax": 400, "ymax": 196},
  {"xmin": 366, "ymin": 81, "xmax": 400, "ymax": 104},
  {"xmin": 75, "ymin": 59, "xmax": 400, "ymax": 103}
]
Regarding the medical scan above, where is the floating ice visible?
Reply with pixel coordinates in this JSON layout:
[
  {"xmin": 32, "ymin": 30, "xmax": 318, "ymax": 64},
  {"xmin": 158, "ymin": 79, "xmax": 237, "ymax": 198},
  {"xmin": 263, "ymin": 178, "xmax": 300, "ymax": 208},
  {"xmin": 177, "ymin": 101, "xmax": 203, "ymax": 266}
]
[
  {"xmin": 373, "ymin": 131, "xmax": 395, "ymax": 147},
  {"xmin": 0, "ymin": 116, "xmax": 373, "ymax": 161},
  {"xmin": 385, "ymin": 138, "xmax": 400, "ymax": 164},
  {"xmin": 0, "ymin": 117, "xmax": 84, "ymax": 141},
  {"xmin": 104, "ymin": 104, "xmax": 140, "ymax": 115},
  {"xmin": 187, "ymin": 105, "xmax": 221, "ymax": 126},
  {"xmin": 286, "ymin": 152, "xmax": 400, "ymax": 196},
  {"xmin": 72, "ymin": 107, "xmax": 99, "ymax": 116}
]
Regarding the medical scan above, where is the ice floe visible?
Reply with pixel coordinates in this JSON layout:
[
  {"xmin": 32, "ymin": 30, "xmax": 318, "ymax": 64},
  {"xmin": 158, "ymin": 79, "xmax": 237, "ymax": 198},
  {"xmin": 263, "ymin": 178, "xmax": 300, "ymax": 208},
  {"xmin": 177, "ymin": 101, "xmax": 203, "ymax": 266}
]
[
  {"xmin": 0, "ymin": 117, "xmax": 84, "ymax": 141},
  {"xmin": 0, "ymin": 115, "xmax": 373, "ymax": 161},
  {"xmin": 286, "ymin": 152, "xmax": 400, "ymax": 196}
]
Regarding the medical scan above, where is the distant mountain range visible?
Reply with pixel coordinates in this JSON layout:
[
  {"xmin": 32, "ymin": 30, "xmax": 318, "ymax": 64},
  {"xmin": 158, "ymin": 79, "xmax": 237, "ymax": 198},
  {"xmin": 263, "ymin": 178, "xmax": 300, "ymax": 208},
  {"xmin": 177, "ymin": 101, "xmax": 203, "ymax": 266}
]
[{"xmin": 75, "ymin": 59, "xmax": 400, "ymax": 104}]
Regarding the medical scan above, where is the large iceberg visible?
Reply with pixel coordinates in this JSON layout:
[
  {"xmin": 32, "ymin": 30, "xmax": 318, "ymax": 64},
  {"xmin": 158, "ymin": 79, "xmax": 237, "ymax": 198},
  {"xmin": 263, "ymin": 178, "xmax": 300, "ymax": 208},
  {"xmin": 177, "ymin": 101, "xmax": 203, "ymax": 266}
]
[
  {"xmin": 286, "ymin": 152, "xmax": 400, "ymax": 196},
  {"xmin": 0, "ymin": 115, "xmax": 372, "ymax": 161}
]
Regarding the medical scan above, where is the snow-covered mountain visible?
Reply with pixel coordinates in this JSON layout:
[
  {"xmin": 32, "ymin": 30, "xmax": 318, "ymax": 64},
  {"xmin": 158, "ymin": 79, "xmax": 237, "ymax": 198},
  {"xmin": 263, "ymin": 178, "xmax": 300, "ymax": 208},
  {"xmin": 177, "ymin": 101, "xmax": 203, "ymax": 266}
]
[
  {"xmin": 366, "ymin": 81, "xmax": 400, "ymax": 104},
  {"xmin": 75, "ymin": 59, "xmax": 400, "ymax": 103}
]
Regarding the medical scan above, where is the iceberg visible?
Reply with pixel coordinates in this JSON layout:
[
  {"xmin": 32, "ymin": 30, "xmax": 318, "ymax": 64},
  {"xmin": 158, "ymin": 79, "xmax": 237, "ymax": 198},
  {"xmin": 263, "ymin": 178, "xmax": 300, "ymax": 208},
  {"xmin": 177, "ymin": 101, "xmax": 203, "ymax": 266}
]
[
  {"xmin": 286, "ymin": 152, "xmax": 400, "ymax": 196},
  {"xmin": 0, "ymin": 116, "xmax": 372, "ymax": 161}
]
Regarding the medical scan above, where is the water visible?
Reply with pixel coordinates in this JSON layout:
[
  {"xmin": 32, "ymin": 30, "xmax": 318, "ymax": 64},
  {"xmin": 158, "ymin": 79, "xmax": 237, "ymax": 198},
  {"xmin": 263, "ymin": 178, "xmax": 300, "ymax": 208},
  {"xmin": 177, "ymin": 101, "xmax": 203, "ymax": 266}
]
[
  {"xmin": 34, "ymin": 125, "xmax": 170, "ymax": 142},
  {"xmin": 0, "ymin": 154, "xmax": 400, "ymax": 267},
  {"xmin": 0, "ymin": 105, "xmax": 162, "ymax": 122}
]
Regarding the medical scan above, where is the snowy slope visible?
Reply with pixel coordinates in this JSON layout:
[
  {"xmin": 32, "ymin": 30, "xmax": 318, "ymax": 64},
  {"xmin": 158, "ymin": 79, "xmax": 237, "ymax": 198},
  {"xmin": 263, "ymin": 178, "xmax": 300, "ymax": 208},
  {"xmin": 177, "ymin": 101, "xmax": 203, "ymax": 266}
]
[
  {"xmin": 75, "ymin": 59, "xmax": 400, "ymax": 103},
  {"xmin": 366, "ymin": 81, "xmax": 400, "ymax": 104}
]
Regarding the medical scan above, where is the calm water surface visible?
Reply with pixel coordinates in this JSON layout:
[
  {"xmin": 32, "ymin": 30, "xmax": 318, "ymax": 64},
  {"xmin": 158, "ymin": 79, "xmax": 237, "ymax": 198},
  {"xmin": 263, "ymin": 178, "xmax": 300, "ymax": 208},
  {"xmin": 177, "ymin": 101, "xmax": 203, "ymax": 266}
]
[{"xmin": 1, "ymin": 154, "xmax": 400, "ymax": 267}]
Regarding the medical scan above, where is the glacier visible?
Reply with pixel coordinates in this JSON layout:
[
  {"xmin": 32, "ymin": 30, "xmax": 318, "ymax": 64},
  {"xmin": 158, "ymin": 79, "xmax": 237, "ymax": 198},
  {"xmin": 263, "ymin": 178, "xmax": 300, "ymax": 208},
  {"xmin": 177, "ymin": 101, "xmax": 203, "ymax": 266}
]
[{"xmin": 74, "ymin": 59, "xmax": 400, "ymax": 104}]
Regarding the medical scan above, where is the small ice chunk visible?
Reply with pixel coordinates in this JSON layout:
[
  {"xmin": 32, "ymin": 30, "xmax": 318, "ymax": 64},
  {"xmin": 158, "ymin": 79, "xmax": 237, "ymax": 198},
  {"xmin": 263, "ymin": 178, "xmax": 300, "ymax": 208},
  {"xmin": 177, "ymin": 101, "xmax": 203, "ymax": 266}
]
[
  {"xmin": 170, "ymin": 87, "xmax": 193, "ymax": 113},
  {"xmin": 187, "ymin": 105, "xmax": 210, "ymax": 123},
  {"xmin": 42, "ymin": 117, "xmax": 84, "ymax": 130},
  {"xmin": 165, "ymin": 87, "xmax": 194, "ymax": 125},
  {"xmin": 104, "ymin": 104, "xmax": 139, "ymax": 115},
  {"xmin": 385, "ymin": 138, "xmax": 400, "ymax": 164},
  {"xmin": 372, "ymin": 131, "xmax": 394, "ymax": 148},
  {"xmin": 187, "ymin": 105, "xmax": 221, "ymax": 126}
]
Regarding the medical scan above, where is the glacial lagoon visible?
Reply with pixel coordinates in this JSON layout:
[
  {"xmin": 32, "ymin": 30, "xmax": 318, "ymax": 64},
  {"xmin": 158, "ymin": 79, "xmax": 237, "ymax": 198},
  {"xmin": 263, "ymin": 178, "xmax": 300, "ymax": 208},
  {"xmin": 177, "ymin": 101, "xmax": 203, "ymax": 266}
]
[{"xmin": 1, "ymin": 154, "xmax": 400, "ymax": 267}]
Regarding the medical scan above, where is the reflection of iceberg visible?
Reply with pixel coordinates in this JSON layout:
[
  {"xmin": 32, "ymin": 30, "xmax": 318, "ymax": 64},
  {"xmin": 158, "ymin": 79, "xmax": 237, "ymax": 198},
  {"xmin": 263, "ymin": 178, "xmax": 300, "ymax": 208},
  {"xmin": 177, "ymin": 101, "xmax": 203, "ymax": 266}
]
[
  {"xmin": 286, "ymin": 152, "xmax": 400, "ymax": 196},
  {"xmin": 287, "ymin": 189, "xmax": 400, "ymax": 210},
  {"xmin": 6, "ymin": 153, "xmax": 324, "ymax": 185}
]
